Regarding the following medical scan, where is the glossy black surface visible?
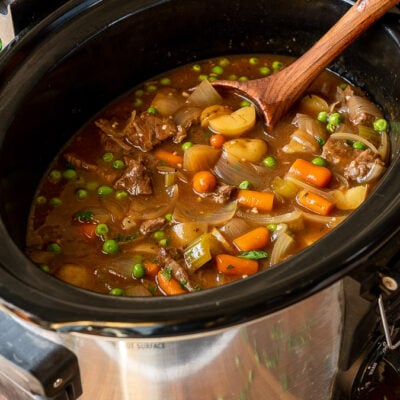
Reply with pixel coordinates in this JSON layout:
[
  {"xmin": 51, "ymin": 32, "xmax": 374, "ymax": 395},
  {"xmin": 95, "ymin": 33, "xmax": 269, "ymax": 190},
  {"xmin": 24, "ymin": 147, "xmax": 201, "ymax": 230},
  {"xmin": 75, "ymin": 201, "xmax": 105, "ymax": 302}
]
[{"xmin": 0, "ymin": 0, "xmax": 399, "ymax": 332}]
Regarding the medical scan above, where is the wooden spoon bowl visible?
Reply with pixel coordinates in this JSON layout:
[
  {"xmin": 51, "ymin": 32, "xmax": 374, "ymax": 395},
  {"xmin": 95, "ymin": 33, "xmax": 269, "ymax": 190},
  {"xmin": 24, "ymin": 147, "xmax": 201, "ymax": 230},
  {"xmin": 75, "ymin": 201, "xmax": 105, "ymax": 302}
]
[{"xmin": 213, "ymin": 0, "xmax": 399, "ymax": 129}]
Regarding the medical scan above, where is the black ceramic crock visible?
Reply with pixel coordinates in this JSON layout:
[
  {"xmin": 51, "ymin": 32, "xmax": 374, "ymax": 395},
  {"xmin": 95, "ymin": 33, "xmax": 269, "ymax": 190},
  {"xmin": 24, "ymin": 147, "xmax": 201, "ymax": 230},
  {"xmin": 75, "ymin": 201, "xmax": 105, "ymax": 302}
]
[{"xmin": 0, "ymin": 0, "xmax": 399, "ymax": 334}]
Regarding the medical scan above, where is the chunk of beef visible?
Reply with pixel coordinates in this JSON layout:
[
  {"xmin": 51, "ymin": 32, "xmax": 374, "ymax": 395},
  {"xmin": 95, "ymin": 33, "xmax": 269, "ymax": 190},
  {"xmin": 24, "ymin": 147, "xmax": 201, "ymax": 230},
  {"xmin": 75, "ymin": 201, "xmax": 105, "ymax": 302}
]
[
  {"xmin": 113, "ymin": 156, "xmax": 152, "ymax": 195},
  {"xmin": 344, "ymin": 149, "xmax": 385, "ymax": 182},
  {"xmin": 124, "ymin": 111, "xmax": 186, "ymax": 152},
  {"xmin": 212, "ymin": 183, "xmax": 237, "ymax": 204},
  {"xmin": 139, "ymin": 217, "xmax": 166, "ymax": 236},
  {"xmin": 321, "ymin": 138, "xmax": 356, "ymax": 171},
  {"xmin": 157, "ymin": 247, "xmax": 195, "ymax": 292}
]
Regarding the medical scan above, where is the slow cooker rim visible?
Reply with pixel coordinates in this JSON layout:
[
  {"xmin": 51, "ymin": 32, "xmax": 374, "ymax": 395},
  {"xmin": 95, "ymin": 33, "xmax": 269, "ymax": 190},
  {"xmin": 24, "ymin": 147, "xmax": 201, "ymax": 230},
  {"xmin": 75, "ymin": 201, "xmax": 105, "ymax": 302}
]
[{"xmin": 0, "ymin": 0, "xmax": 399, "ymax": 332}]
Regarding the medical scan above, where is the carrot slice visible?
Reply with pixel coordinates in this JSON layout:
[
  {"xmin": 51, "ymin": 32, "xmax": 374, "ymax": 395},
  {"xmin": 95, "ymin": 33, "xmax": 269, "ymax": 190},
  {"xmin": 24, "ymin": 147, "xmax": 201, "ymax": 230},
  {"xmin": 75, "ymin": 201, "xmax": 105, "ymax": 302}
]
[
  {"xmin": 143, "ymin": 260, "xmax": 160, "ymax": 277},
  {"xmin": 236, "ymin": 189, "xmax": 274, "ymax": 212},
  {"xmin": 154, "ymin": 149, "xmax": 183, "ymax": 167},
  {"xmin": 233, "ymin": 227, "xmax": 270, "ymax": 251},
  {"xmin": 215, "ymin": 254, "xmax": 259, "ymax": 276},
  {"xmin": 296, "ymin": 189, "xmax": 335, "ymax": 216},
  {"xmin": 76, "ymin": 222, "xmax": 97, "ymax": 239},
  {"xmin": 157, "ymin": 269, "xmax": 187, "ymax": 295},
  {"xmin": 288, "ymin": 158, "xmax": 332, "ymax": 188}
]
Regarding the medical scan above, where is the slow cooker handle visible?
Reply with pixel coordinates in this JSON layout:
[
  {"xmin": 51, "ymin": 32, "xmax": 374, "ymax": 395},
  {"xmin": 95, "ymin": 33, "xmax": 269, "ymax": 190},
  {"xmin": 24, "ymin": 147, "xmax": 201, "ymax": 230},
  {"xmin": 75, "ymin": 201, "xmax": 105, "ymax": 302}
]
[{"xmin": 0, "ymin": 311, "xmax": 82, "ymax": 400}]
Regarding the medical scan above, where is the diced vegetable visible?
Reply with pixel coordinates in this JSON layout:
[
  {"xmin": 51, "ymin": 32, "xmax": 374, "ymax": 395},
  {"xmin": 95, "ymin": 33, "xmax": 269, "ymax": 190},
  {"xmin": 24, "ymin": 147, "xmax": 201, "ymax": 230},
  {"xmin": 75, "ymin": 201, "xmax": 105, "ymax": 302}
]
[
  {"xmin": 187, "ymin": 79, "xmax": 223, "ymax": 107},
  {"xmin": 157, "ymin": 269, "xmax": 187, "ymax": 295},
  {"xmin": 296, "ymin": 189, "xmax": 335, "ymax": 216},
  {"xmin": 332, "ymin": 185, "xmax": 368, "ymax": 210},
  {"xmin": 298, "ymin": 94, "xmax": 329, "ymax": 117},
  {"xmin": 56, "ymin": 264, "xmax": 93, "ymax": 289},
  {"xmin": 236, "ymin": 189, "xmax": 274, "ymax": 212},
  {"xmin": 223, "ymin": 138, "xmax": 268, "ymax": 162},
  {"xmin": 288, "ymin": 159, "xmax": 332, "ymax": 188},
  {"xmin": 143, "ymin": 260, "xmax": 160, "ymax": 277},
  {"xmin": 271, "ymin": 176, "xmax": 299, "ymax": 199},
  {"xmin": 170, "ymin": 222, "xmax": 209, "ymax": 247},
  {"xmin": 209, "ymin": 134, "xmax": 227, "ymax": 148},
  {"xmin": 200, "ymin": 104, "xmax": 232, "ymax": 127},
  {"xmin": 215, "ymin": 254, "xmax": 259, "ymax": 276},
  {"xmin": 209, "ymin": 105, "xmax": 256, "ymax": 137},
  {"xmin": 233, "ymin": 227, "xmax": 270, "ymax": 251},
  {"xmin": 183, "ymin": 144, "xmax": 221, "ymax": 172},
  {"xmin": 154, "ymin": 149, "xmax": 183, "ymax": 167},
  {"xmin": 192, "ymin": 171, "xmax": 217, "ymax": 193}
]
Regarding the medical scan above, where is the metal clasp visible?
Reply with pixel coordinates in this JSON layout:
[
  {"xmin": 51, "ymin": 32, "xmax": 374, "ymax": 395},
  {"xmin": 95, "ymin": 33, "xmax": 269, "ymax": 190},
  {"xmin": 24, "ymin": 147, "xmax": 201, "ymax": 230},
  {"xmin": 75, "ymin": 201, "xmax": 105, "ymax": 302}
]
[{"xmin": 378, "ymin": 294, "xmax": 400, "ymax": 350}]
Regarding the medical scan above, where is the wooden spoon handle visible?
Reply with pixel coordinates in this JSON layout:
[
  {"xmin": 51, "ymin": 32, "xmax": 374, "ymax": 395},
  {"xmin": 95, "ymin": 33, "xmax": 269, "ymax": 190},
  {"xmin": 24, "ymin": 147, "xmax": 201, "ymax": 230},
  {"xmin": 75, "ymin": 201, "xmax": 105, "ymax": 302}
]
[{"xmin": 250, "ymin": 0, "xmax": 398, "ymax": 127}]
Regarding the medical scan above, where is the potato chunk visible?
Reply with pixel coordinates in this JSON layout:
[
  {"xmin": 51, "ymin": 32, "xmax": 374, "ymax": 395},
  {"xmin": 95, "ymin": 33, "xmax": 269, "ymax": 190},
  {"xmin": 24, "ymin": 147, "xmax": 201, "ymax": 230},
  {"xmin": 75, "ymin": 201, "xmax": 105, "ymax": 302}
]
[
  {"xmin": 208, "ymin": 105, "xmax": 256, "ymax": 137},
  {"xmin": 223, "ymin": 138, "xmax": 267, "ymax": 162}
]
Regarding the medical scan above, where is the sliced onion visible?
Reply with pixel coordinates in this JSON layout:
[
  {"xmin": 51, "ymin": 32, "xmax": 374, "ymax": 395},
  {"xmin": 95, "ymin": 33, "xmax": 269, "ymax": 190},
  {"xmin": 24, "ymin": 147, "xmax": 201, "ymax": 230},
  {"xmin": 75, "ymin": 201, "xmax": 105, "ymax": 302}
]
[
  {"xmin": 356, "ymin": 162, "xmax": 386, "ymax": 183},
  {"xmin": 282, "ymin": 128, "xmax": 319, "ymax": 154},
  {"xmin": 237, "ymin": 210, "xmax": 304, "ymax": 231},
  {"xmin": 270, "ymin": 224, "xmax": 296, "ymax": 265},
  {"xmin": 285, "ymin": 175, "xmax": 336, "ymax": 203},
  {"xmin": 219, "ymin": 218, "xmax": 251, "ymax": 241},
  {"xmin": 213, "ymin": 152, "xmax": 267, "ymax": 189},
  {"xmin": 301, "ymin": 210, "xmax": 345, "ymax": 228},
  {"xmin": 292, "ymin": 113, "xmax": 328, "ymax": 141},
  {"xmin": 151, "ymin": 88, "xmax": 185, "ymax": 117},
  {"xmin": 173, "ymin": 105, "xmax": 202, "ymax": 128},
  {"xmin": 173, "ymin": 201, "xmax": 237, "ymax": 226},
  {"xmin": 157, "ymin": 165, "xmax": 177, "ymax": 187},
  {"xmin": 122, "ymin": 184, "xmax": 179, "ymax": 225},
  {"xmin": 330, "ymin": 133, "xmax": 379, "ymax": 154},
  {"xmin": 347, "ymin": 95, "xmax": 382, "ymax": 124},
  {"xmin": 377, "ymin": 131, "xmax": 390, "ymax": 162},
  {"xmin": 186, "ymin": 79, "xmax": 223, "ymax": 107}
]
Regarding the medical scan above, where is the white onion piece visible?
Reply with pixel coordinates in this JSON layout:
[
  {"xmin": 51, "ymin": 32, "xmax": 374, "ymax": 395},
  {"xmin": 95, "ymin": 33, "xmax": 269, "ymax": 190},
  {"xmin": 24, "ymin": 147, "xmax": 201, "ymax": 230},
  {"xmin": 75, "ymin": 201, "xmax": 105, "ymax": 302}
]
[
  {"xmin": 330, "ymin": 133, "xmax": 379, "ymax": 154},
  {"xmin": 173, "ymin": 105, "xmax": 202, "ymax": 128},
  {"xmin": 356, "ymin": 162, "xmax": 386, "ymax": 183},
  {"xmin": 285, "ymin": 175, "xmax": 336, "ymax": 203},
  {"xmin": 151, "ymin": 88, "xmax": 185, "ymax": 117},
  {"xmin": 378, "ymin": 131, "xmax": 390, "ymax": 162},
  {"xmin": 219, "ymin": 218, "xmax": 251, "ymax": 241},
  {"xmin": 301, "ymin": 210, "xmax": 345, "ymax": 228},
  {"xmin": 347, "ymin": 95, "xmax": 382, "ymax": 124},
  {"xmin": 122, "ymin": 184, "xmax": 179, "ymax": 224},
  {"xmin": 213, "ymin": 152, "xmax": 267, "ymax": 188},
  {"xmin": 186, "ymin": 79, "xmax": 223, "ymax": 108},
  {"xmin": 237, "ymin": 210, "xmax": 304, "ymax": 231},
  {"xmin": 292, "ymin": 113, "xmax": 328, "ymax": 141},
  {"xmin": 270, "ymin": 224, "xmax": 296, "ymax": 265},
  {"xmin": 173, "ymin": 201, "xmax": 237, "ymax": 226}
]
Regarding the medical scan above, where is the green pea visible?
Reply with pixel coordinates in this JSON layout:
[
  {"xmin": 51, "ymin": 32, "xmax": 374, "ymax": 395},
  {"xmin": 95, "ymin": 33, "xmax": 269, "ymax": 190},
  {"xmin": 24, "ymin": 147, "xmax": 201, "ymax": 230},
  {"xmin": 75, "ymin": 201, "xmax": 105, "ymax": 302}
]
[
  {"xmin": 259, "ymin": 66, "xmax": 271, "ymax": 76},
  {"xmin": 311, "ymin": 157, "xmax": 327, "ymax": 167},
  {"xmin": 95, "ymin": 223, "xmax": 109, "ymax": 236},
  {"xmin": 134, "ymin": 98, "xmax": 144, "ymax": 107},
  {"xmin": 49, "ymin": 170, "xmax": 62, "ymax": 182},
  {"xmin": 109, "ymin": 287, "xmax": 124, "ymax": 296},
  {"xmin": 113, "ymin": 159, "xmax": 125, "ymax": 170},
  {"xmin": 238, "ymin": 76, "xmax": 249, "ymax": 82},
  {"xmin": 86, "ymin": 181, "xmax": 99, "ymax": 191},
  {"xmin": 328, "ymin": 112, "xmax": 342, "ymax": 126},
  {"xmin": 272, "ymin": 61, "xmax": 283, "ymax": 70},
  {"xmin": 147, "ymin": 106, "xmax": 158, "ymax": 115},
  {"xmin": 219, "ymin": 58, "xmax": 230, "ymax": 67},
  {"xmin": 47, "ymin": 243, "xmax": 61, "ymax": 254},
  {"xmin": 132, "ymin": 263, "xmax": 146, "ymax": 279},
  {"xmin": 240, "ymin": 100, "xmax": 252, "ymax": 107},
  {"xmin": 40, "ymin": 264, "xmax": 50, "ymax": 272},
  {"xmin": 317, "ymin": 111, "xmax": 328, "ymax": 123},
  {"xmin": 135, "ymin": 89, "xmax": 144, "ymax": 97},
  {"xmin": 228, "ymin": 74, "xmax": 238, "ymax": 81},
  {"xmin": 211, "ymin": 65, "xmax": 224, "ymax": 75},
  {"xmin": 50, "ymin": 197, "xmax": 62, "ymax": 207},
  {"xmin": 153, "ymin": 231, "xmax": 165, "ymax": 241},
  {"xmin": 249, "ymin": 57, "xmax": 259, "ymax": 65},
  {"xmin": 208, "ymin": 76, "xmax": 218, "ymax": 82},
  {"xmin": 267, "ymin": 224, "xmax": 277, "ymax": 232},
  {"xmin": 35, "ymin": 196, "xmax": 47, "ymax": 205},
  {"xmin": 198, "ymin": 74, "xmax": 208, "ymax": 81},
  {"xmin": 102, "ymin": 239, "xmax": 119, "ymax": 254},
  {"xmin": 262, "ymin": 156, "xmax": 276, "ymax": 168},
  {"xmin": 146, "ymin": 84, "xmax": 157, "ymax": 92},
  {"xmin": 239, "ymin": 180, "xmax": 251, "ymax": 190},
  {"xmin": 326, "ymin": 123, "xmax": 336, "ymax": 133},
  {"xmin": 160, "ymin": 77, "xmax": 171, "ymax": 85},
  {"xmin": 352, "ymin": 141, "xmax": 366, "ymax": 150},
  {"xmin": 181, "ymin": 141, "xmax": 193, "ymax": 151},
  {"xmin": 76, "ymin": 189, "xmax": 88, "ymax": 200},
  {"xmin": 165, "ymin": 213, "xmax": 173, "ymax": 222},
  {"xmin": 115, "ymin": 190, "xmax": 129, "ymax": 200},
  {"xmin": 192, "ymin": 64, "xmax": 201, "ymax": 72},
  {"xmin": 98, "ymin": 185, "xmax": 113, "ymax": 196},
  {"xmin": 373, "ymin": 118, "xmax": 388, "ymax": 131},
  {"xmin": 63, "ymin": 169, "xmax": 77, "ymax": 180},
  {"xmin": 102, "ymin": 152, "xmax": 114, "ymax": 162},
  {"xmin": 159, "ymin": 238, "xmax": 170, "ymax": 247}
]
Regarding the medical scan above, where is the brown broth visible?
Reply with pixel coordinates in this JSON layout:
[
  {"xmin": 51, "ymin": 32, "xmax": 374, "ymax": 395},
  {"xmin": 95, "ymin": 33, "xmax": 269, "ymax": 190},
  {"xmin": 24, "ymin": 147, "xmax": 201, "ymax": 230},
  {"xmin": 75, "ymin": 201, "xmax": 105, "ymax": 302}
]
[{"xmin": 25, "ymin": 54, "xmax": 388, "ymax": 296}]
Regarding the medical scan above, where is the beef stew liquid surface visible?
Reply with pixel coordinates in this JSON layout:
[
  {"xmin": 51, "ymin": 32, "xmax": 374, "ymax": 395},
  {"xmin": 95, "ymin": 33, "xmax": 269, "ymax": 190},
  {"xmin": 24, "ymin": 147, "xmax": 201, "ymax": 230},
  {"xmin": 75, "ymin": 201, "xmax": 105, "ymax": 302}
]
[{"xmin": 25, "ymin": 55, "xmax": 389, "ymax": 296}]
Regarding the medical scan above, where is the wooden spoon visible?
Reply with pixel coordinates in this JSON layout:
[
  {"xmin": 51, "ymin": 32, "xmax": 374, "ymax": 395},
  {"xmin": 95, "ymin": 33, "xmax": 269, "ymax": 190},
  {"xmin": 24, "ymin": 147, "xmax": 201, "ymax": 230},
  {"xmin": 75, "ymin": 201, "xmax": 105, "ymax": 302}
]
[{"xmin": 213, "ymin": 0, "xmax": 398, "ymax": 129}]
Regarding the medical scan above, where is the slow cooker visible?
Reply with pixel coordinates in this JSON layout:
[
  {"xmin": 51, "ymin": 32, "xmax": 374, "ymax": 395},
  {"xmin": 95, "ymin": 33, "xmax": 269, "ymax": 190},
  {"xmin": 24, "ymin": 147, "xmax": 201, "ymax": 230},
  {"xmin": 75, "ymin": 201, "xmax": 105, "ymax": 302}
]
[{"xmin": 0, "ymin": 0, "xmax": 399, "ymax": 399}]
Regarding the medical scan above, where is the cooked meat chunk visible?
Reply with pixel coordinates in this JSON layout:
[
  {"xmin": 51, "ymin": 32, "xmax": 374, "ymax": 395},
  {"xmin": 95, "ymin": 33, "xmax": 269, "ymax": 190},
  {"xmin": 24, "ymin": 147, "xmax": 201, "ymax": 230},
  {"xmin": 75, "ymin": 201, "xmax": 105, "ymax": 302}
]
[
  {"xmin": 212, "ymin": 183, "xmax": 237, "ymax": 204},
  {"xmin": 124, "ymin": 111, "xmax": 186, "ymax": 152},
  {"xmin": 344, "ymin": 149, "xmax": 385, "ymax": 182},
  {"xmin": 158, "ymin": 247, "xmax": 195, "ymax": 292},
  {"xmin": 113, "ymin": 157, "xmax": 152, "ymax": 195},
  {"xmin": 139, "ymin": 217, "xmax": 166, "ymax": 236},
  {"xmin": 321, "ymin": 138, "xmax": 356, "ymax": 170}
]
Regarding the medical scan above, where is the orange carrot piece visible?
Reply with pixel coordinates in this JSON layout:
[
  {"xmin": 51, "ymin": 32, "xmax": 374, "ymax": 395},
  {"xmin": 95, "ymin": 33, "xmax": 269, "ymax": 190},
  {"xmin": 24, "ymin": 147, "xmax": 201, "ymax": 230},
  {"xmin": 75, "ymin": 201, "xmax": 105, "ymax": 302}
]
[
  {"xmin": 143, "ymin": 260, "xmax": 160, "ymax": 277},
  {"xmin": 192, "ymin": 170, "xmax": 217, "ymax": 193},
  {"xmin": 154, "ymin": 149, "xmax": 183, "ymax": 167},
  {"xmin": 236, "ymin": 189, "xmax": 274, "ymax": 212},
  {"xmin": 209, "ymin": 134, "xmax": 226, "ymax": 148},
  {"xmin": 233, "ymin": 227, "xmax": 270, "ymax": 251},
  {"xmin": 77, "ymin": 223, "xmax": 97, "ymax": 239},
  {"xmin": 215, "ymin": 254, "xmax": 259, "ymax": 276},
  {"xmin": 296, "ymin": 189, "xmax": 335, "ymax": 216},
  {"xmin": 288, "ymin": 158, "xmax": 332, "ymax": 188},
  {"xmin": 157, "ymin": 270, "xmax": 187, "ymax": 295}
]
